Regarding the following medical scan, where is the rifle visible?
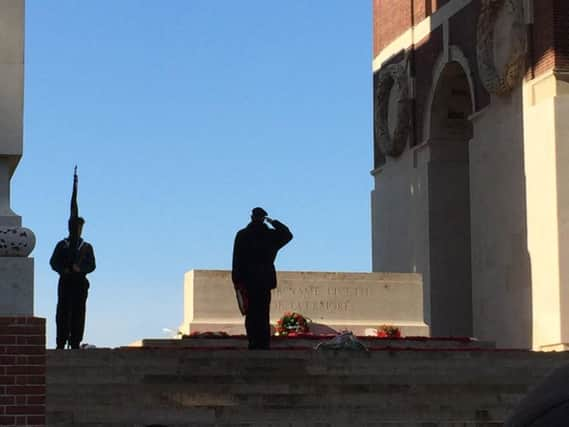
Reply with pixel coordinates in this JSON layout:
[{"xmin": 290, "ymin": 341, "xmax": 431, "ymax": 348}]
[{"xmin": 67, "ymin": 166, "xmax": 79, "ymax": 270}]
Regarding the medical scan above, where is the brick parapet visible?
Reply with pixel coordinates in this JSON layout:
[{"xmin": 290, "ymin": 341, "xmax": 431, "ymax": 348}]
[
  {"xmin": 0, "ymin": 317, "xmax": 45, "ymax": 427},
  {"xmin": 373, "ymin": 0, "xmax": 412, "ymax": 58},
  {"xmin": 373, "ymin": 0, "xmax": 564, "ymax": 80},
  {"xmin": 531, "ymin": 0, "xmax": 555, "ymax": 78},
  {"xmin": 525, "ymin": 0, "xmax": 569, "ymax": 79},
  {"xmin": 552, "ymin": 0, "xmax": 569, "ymax": 72},
  {"xmin": 373, "ymin": 0, "xmax": 459, "ymax": 60}
]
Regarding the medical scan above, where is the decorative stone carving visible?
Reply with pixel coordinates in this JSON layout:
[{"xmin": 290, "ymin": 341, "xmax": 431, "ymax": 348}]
[
  {"xmin": 0, "ymin": 227, "xmax": 35, "ymax": 257},
  {"xmin": 374, "ymin": 59, "xmax": 411, "ymax": 157},
  {"xmin": 477, "ymin": 0, "xmax": 527, "ymax": 96}
]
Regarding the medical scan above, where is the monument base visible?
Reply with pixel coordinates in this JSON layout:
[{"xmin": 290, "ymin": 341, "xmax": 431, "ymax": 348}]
[
  {"xmin": 131, "ymin": 335, "xmax": 494, "ymax": 350},
  {"xmin": 180, "ymin": 270, "xmax": 429, "ymax": 337},
  {"xmin": 0, "ymin": 257, "xmax": 33, "ymax": 315},
  {"xmin": 184, "ymin": 320, "xmax": 429, "ymax": 337},
  {"xmin": 539, "ymin": 343, "xmax": 569, "ymax": 352}
]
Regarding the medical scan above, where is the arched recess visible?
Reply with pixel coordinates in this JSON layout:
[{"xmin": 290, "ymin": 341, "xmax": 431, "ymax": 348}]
[
  {"xmin": 423, "ymin": 46, "xmax": 476, "ymax": 142},
  {"xmin": 426, "ymin": 58, "xmax": 475, "ymax": 337}
]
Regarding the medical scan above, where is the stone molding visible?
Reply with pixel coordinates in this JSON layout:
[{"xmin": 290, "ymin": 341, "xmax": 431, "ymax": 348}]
[
  {"xmin": 477, "ymin": 0, "xmax": 527, "ymax": 96},
  {"xmin": 0, "ymin": 226, "xmax": 35, "ymax": 257},
  {"xmin": 374, "ymin": 59, "xmax": 411, "ymax": 157}
]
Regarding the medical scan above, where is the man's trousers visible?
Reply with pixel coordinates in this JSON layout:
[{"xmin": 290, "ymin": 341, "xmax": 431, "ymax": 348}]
[
  {"xmin": 245, "ymin": 288, "xmax": 271, "ymax": 349},
  {"xmin": 56, "ymin": 277, "xmax": 89, "ymax": 349}
]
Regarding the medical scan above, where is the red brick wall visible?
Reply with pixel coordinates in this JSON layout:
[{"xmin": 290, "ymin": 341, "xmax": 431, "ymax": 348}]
[
  {"xmin": 373, "ymin": 0, "xmax": 412, "ymax": 57},
  {"xmin": 0, "ymin": 317, "xmax": 46, "ymax": 427},
  {"xmin": 532, "ymin": 0, "xmax": 555, "ymax": 77},
  {"xmin": 553, "ymin": 0, "xmax": 569, "ymax": 71},
  {"xmin": 435, "ymin": 0, "xmax": 451, "ymax": 8},
  {"xmin": 526, "ymin": 0, "xmax": 569, "ymax": 77},
  {"xmin": 412, "ymin": 0, "xmax": 428, "ymax": 25},
  {"xmin": 373, "ymin": 0, "xmax": 453, "ymax": 58},
  {"xmin": 372, "ymin": 0, "xmax": 380, "ymax": 57},
  {"xmin": 373, "ymin": 0, "xmax": 565, "ymax": 74}
]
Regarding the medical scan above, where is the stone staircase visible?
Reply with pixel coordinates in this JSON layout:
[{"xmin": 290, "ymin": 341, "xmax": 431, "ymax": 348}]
[
  {"xmin": 46, "ymin": 348, "xmax": 569, "ymax": 426},
  {"xmin": 132, "ymin": 336, "xmax": 496, "ymax": 351}
]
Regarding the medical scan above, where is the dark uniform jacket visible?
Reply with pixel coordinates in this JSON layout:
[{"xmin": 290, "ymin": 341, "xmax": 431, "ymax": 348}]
[
  {"xmin": 50, "ymin": 238, "xmax": 96, "ymax": 287},
  {"xmin": 232, "ymin": 220, "xmax": 293, "ymax": 291}
]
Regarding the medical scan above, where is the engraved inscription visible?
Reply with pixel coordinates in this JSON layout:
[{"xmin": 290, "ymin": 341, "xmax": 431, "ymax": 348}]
[
  {"xmin": 275, "ymin": 286, "xmax": 321, "ymax": 297},
  {"xmin": 273, "ymin": 286, "xmax": 372, "ymax": 316},
  {"xmin": 327, "ymin": 287, "xmax": 370, "ymax": 297},
  {"xmin": 273, "ymin": 300, "xmax": 350, "ymax": 315}
]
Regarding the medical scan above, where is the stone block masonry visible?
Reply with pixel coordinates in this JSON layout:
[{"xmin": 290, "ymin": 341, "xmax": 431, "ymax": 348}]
[
  {"xmin": 46, "ymin": 347, "xmax": 569, "ymax": 425},
  {"xmin": 179, "ymin": 270, "xmax": 429, "ymax": 337},
  {"xmin": 372, "ymin": 0, "xmax": 569, "ymax": 350},
  {"xmin": 0, "ymin": 317, "xmax": 45, "ymax": 427}
]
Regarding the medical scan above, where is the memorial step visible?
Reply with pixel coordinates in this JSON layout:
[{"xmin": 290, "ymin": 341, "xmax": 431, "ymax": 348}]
[
  {"xmin": 46, "ymin": 348, "xmax": 569, "ymax": 426},
  {"xmin": 130, "ymin": 335, "xmax": 496, "ymax": 351}
]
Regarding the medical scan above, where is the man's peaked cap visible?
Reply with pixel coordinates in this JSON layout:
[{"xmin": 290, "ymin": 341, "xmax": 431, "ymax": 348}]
[{"xmin": 252, "ymin": 207, "xmax": 268, "ymax": 218}]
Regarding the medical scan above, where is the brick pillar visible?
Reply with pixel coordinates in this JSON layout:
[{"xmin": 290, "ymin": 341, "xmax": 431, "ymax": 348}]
[{"xmin": 0, "ymin": 317, "xmax": 45, "ymax": 427}]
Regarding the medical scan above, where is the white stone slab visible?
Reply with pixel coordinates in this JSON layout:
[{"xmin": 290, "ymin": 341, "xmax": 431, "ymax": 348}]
[
  {"xmin": 0, "ymin": 257, "xmax": 33, "ymax": 315},
  {"xmin": 0, "ymin": 0, "xmax": 23, "ymax": 157},
  {"xmin": 180, "ymin": 270, "xmax": 429, "ymax": 336},
  {"xmin": 0, "ymin": 0, "xmax": 24, "ymax": 64},
  {"xmin": 0, "ymin": 63, "xmax": 24, "ymax": 156}
]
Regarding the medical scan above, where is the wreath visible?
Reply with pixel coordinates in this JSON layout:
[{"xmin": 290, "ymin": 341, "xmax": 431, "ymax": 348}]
[
  {"xmin": 477, "ymin": 0, "xmax": 527, "ymax": 96},
  {"xmin": 374, "ymin": 60, "xmax": 410, "ymax": 157},
  {"xmin": 275, "ymin": 312, "xmax": 310, "ymax": 336},
  {"xmin": 377, "ymin": 324, "xmax": 402, "ymax": 338}
]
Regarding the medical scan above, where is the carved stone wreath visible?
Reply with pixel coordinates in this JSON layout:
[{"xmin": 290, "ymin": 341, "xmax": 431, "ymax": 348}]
[
  {"xmin": 0, "ymin": 227, "xmax": 36, "ymax": 257},
  {"xmin": 477, "ymin": 0, "xmax": 527, "ymax": 96},
  {"xmin": 374, "ymin": 61, "xmax": 410, "ymax": 158}
]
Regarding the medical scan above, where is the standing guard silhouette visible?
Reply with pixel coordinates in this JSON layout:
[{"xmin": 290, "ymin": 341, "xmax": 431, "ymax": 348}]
[
  {"xmin": 232, "ymin": 207, "xmax": 293, "ymax": 349},
  {"xmin": 50, "ymin": 167, "xmax": 96, "ymax": 349}
]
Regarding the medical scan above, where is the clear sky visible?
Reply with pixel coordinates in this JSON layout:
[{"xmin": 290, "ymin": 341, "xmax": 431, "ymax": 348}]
[{"xmin": 16, "ymin": 1, "xmax": 372, "ymax": 348}]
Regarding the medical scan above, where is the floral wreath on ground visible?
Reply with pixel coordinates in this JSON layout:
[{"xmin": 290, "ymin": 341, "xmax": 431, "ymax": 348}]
[
  {"xmin": 377, "ymin": 324, "xmax": 402, "ymax": 338},
  {"xmin": 274, "ymin": 312, "xmax": 310, "ymax": 336}
]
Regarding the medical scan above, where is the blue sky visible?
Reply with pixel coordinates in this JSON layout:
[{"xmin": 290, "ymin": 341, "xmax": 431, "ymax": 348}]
[{"xmin": 16, "ymin": 1, "xmax": 372, "ymax": 348}]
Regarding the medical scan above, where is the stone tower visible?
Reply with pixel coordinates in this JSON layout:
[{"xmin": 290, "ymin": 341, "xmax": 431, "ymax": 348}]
[
  {"xmin": 0, "ymin": 2, "xmax": 46, "ymax": 426},
  {"xmin": 0, "ymin": 0, "xmax": 35, "ymax": 311},
  {"xmin": 0, "ymin": 0, "xmax": 35, "ymax": 310},
  {"xmin": 372, "ymin": 0, "xmax": 569, "ymax": 350}
]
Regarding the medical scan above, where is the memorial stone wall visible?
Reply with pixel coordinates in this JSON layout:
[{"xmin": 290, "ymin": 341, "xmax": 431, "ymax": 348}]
[{"xmin": 180, "ymin": 270, "xmax": 429, "ymax": 336}]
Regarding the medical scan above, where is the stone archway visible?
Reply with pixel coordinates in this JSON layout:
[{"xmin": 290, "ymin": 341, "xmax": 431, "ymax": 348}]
[{"xmin": 426, "ymin": 61, "xmax": 474, "ymax": 337}]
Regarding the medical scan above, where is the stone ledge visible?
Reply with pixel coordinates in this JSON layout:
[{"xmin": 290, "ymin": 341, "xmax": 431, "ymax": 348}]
[{"xmin": 129, "ymin": 336, "xmax": 494, "ymax": 350}]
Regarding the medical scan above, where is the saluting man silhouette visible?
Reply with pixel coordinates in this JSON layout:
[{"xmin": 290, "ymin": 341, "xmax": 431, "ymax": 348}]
[{"xmin": 232, "ymin": 207, "xmax": 293, "ymax": 350}]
